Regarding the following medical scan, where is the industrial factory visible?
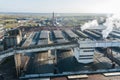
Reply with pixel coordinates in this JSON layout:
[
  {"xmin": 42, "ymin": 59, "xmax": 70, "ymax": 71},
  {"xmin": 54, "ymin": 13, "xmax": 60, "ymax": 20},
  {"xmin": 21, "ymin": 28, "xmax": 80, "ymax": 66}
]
[
  {"xmin": 0, "ymin": 13, "xmax": 120, "ymax": 80},
  {"xmin": 0, "ymin": 25, "xmax": 120, "ymax": 80}
]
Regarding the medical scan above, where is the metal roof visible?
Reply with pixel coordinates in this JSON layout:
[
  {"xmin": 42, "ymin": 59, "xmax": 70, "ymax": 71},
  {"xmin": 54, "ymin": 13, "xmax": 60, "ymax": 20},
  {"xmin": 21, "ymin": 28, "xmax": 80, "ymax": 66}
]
[
  {"xmin": 53, "ymin": 30, "xmax": 64, "ymax": 39},
  {"xmin": 64, "ymin": 30, "xmax": 79, "ymax": 38},
  {"xmin": 39, "ymin": 30, "xmax": 49, "ymax": 39}
]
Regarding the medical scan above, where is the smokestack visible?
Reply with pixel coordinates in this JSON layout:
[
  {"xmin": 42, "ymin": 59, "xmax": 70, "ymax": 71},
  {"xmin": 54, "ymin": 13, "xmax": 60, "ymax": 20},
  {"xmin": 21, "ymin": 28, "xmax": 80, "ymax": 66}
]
[
  {"xmin": 53, "ymin": 12, "xmax": 54, "ymax": 20},
  {"xmin": 52, "ymin": 12, "xmax": 55, "ymax": 26}
]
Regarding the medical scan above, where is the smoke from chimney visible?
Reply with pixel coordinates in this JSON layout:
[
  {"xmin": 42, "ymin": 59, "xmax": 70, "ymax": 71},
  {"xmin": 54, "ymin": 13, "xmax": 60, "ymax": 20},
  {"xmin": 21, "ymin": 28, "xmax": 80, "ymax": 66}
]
[
  {"xmin": 81, "ymin": 20, "xmax": 98, "ymax": 31},
  {"xmin": 81, "ymin": 14, "xmax": 120, "ymax": 39},
  {"xmin": 102, "ymin": 14, "xmax": 120, "ymax": 39}
]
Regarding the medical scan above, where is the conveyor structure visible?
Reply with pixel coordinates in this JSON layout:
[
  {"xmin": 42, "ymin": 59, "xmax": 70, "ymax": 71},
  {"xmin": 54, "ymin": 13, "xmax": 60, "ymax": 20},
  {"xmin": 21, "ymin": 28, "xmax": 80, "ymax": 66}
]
[{"xmin": 1, "ymin": 39, "xmax": 120, "ymax": 63}]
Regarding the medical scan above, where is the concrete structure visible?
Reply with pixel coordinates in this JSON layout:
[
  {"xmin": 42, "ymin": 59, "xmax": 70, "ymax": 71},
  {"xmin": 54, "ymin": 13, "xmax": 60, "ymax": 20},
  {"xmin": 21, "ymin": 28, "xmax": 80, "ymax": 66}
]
[
  {"xmin": 74, "ymin": 47, "xmax": 94, "ymax": 63},
  {"xmin": 4, "ymin": 29, "xmax": 22, "ymax": 49}
]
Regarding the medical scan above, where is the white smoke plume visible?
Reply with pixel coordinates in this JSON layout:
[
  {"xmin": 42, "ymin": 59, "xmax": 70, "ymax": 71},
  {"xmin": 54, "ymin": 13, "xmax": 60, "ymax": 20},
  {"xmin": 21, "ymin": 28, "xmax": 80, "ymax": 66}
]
[
  {"xmin": 81, "ymin": 14, "xmax": 120, "ymax": 39},
  {"xmin": 102, "ymin": 14, "xmax": 120, "ymax": 39},
  {"xmin": 81, "ymin": 20, "xmax": 98, "ymax": 31}
]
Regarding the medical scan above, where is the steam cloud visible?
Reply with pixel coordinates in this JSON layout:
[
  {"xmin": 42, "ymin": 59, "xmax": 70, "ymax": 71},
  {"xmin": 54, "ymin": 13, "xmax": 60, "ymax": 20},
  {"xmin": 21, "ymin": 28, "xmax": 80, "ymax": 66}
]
[
  {"xmin": 102, "ymin": 14, "xmax": 120, "ymax": 38},
  {"xmin": 81, "ymin": 20, "xmax": 98, "ymax": 31},
  {"xmin": 81, "ymin": 14, "xmax": 120, "ymax": 39}
]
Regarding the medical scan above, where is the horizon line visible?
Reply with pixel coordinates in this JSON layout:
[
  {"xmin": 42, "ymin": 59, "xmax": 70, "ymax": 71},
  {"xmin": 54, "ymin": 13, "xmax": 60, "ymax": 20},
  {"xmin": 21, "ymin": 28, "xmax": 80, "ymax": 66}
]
[{"xmin": 0, "ymin": 12, "xmax": 111, "ymax": 14}]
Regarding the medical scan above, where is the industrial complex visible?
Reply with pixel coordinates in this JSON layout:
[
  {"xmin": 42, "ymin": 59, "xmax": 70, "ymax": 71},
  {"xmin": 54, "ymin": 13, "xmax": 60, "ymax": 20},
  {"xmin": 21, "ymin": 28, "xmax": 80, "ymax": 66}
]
[{"xmin": 0, "ymin": 13, "xmax": 120, "ymax": 80}]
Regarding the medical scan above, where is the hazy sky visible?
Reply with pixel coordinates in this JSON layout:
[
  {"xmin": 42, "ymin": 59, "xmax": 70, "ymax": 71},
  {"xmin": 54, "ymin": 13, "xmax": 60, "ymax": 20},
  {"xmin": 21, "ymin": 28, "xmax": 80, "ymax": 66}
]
[{"xmin": 0, "ymin": 0, "xmax": 120, "ymax": 13}]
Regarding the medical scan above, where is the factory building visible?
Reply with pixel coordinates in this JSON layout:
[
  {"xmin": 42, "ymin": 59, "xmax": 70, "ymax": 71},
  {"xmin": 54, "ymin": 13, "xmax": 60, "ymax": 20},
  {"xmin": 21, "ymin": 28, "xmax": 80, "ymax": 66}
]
[
  {"xmin": 1, "ymin": 27, "xmax": 120, "ymax": 80},
  {"xmin": 4, "ymin": 29, "xmax": 22, "ymax": 49}
]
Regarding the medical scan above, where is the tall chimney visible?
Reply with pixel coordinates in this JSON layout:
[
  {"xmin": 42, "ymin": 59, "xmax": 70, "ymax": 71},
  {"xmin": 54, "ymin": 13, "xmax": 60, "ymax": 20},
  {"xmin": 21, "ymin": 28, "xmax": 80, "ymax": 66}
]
[{"xmin": 52, "ymin": 12, "xmax": 55, "ymax": 26}]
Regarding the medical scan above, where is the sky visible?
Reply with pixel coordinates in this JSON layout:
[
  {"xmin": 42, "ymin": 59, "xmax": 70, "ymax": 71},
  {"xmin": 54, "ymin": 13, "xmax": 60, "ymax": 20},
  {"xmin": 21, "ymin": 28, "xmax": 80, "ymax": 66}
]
[{"xmin": 0, "ymin": 0, "xmax": 120, "ymax": 13}]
